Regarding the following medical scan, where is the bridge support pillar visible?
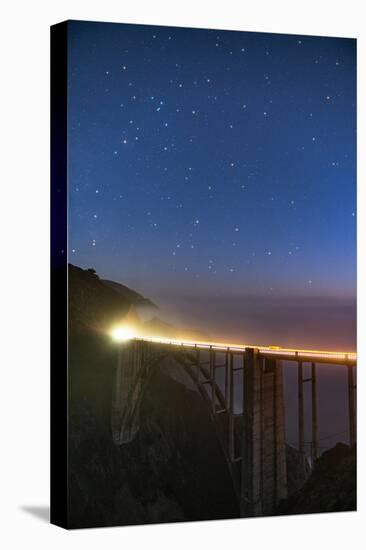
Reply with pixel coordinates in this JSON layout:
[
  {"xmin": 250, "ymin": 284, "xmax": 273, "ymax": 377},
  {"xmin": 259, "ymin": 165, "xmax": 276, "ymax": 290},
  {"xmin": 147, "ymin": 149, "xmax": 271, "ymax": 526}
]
[
  {"xmin": 347, "ymin": 365, "xmax": 356, "ymax": 447},
  {"xmin": 111, "ymin": 340, "xmax": 144, "ymax": 445},
  {"xmin": 240, "ymin": 348, "xmax": 287, "ymax": 517}
]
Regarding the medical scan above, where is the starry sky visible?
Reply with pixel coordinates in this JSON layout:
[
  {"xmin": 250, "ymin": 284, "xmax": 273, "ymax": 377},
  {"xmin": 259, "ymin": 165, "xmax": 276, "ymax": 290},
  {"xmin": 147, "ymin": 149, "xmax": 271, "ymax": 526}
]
[{"xmin": 68, "ymin": 21, "xmax": 356, "ymax": 348}]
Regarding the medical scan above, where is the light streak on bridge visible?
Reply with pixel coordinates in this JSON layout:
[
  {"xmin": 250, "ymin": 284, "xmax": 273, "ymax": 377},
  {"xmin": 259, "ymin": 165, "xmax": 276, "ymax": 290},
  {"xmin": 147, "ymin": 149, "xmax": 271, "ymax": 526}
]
[{"xmin": 111, "ymin": 328, "xmax": 357, "ymax": 366}]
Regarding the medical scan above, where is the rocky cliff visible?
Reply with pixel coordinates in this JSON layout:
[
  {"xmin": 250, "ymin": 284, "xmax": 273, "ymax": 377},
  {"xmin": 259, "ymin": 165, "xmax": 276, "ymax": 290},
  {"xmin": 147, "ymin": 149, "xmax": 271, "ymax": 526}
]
[
  {"xmin": 277, "ymin": 443, "xmax": 356, "ymax": 515},
  {"xmin": 68, "ymin": 329, "xmax": 239, "ymax": 527}
]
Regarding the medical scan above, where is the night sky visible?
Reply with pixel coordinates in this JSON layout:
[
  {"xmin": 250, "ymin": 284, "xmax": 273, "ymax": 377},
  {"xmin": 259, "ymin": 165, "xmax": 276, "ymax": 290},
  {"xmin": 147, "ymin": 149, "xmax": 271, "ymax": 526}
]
[{"xmin": 68, "ymin": 21, "xmax": 356, "ymax": 349}]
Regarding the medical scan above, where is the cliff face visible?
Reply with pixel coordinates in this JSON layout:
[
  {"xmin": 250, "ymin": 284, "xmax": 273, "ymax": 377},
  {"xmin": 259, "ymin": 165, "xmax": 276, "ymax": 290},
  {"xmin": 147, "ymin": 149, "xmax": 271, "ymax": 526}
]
[
  {"xmin": 277, "ymin": 443, "xmax": 356, "ymax": 515},
  {"xmin": 68, "ymin": 330, "xmax": 238, "ymax": 528},
  {"xmin": 286, "ymin": 445, "xmax": 311, "ymax": 496},
  {"xmin": 68, "ymin": 264, "xmax": 132, "ymax": 331}
]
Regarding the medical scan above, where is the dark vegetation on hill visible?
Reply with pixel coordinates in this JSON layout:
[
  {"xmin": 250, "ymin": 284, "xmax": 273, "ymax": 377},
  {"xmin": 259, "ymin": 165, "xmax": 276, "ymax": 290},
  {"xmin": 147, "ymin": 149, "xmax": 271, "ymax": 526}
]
[
  {"xmin": 69, "ymin": 263, "xmax": 210, "ymax": 340},
  {"xmin": 102, "ymin": 278, "xmax": 158, "ymax": 310},
  {"xmin": 69, "ymin": 264, "xmax": 134, "ymax": 331}
]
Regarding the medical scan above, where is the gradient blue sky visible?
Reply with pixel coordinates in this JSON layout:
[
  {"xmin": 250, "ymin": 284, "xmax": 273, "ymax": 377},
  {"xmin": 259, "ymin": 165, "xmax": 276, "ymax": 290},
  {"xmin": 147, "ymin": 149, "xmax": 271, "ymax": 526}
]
[{"xmin": 67, "ymin": 21, "xmax": 356, "ymax": 346}]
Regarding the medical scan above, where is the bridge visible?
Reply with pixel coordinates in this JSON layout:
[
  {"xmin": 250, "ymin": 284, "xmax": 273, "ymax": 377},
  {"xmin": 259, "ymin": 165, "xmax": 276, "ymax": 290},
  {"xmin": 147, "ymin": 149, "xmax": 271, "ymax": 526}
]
[{"xmin": 111, "ymin": 333, "xmax": 357, "ymax": 518}]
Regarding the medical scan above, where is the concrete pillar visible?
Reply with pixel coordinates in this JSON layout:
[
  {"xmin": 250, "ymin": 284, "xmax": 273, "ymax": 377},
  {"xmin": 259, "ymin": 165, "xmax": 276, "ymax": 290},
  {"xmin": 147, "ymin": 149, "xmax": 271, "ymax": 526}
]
[
  {"xmin": 241, "ymin": 349, "xmax": 287, "ymax": 517},
  {"xmin": 311, "ymin": 362, "xmax": 318, "ymax": 463},
  {"xmin": 111, "ymin": 340, "xmax": 143, "ymax": 445},
  {"xmin": 348, "ymin": 365, "xmax": 356, "ymax": 447}
]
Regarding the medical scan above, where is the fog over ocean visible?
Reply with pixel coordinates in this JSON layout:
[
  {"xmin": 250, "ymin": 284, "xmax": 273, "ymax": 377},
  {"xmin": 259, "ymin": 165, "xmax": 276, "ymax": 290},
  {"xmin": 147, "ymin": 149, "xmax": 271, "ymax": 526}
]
[{"xmin": 155, "ymin": 294, "xmax": 356, "ymax": 350}]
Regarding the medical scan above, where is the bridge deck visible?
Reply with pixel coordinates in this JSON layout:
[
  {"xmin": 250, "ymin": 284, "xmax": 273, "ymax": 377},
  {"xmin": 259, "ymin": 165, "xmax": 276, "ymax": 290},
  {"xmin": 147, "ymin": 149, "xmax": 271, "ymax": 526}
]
[{"xmin": 134, "ymin": 336, "xmax": 356, "ymax": 366}]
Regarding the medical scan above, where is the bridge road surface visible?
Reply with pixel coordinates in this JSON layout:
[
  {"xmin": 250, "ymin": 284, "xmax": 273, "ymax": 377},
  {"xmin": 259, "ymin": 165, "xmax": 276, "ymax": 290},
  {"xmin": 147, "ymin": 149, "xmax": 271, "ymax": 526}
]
[{"xmin": 133, "ymin": 336, "xmax": 357, "ymax": 366}]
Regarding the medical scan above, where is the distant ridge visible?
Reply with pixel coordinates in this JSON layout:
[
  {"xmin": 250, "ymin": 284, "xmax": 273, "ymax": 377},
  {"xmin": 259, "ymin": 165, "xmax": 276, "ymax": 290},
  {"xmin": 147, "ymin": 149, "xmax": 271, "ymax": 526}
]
[
  {"xmin": 68, "ymin": 263, "xmax": 208, "ymax": 340},
  {"xmin": 102, "ymin": 279, "xmax": 158, "ymax": 310},
  {"xmin": 68, "ymin": 263, "xmax": 156, "ymax": 331}
]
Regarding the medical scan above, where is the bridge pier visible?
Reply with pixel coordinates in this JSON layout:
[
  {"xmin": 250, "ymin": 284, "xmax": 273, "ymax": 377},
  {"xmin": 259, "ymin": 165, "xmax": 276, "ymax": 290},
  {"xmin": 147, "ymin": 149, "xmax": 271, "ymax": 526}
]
[
  {"xmin": 240, "ymin": 348, "xmax": 287, "ymax": 517},
  {"xmin": 111, "ymin": 340, "xmax": 145, "ymax": 445},
  {"xmin": 348, "ymin": 365, "xmax": 356, "ymax": 447}
]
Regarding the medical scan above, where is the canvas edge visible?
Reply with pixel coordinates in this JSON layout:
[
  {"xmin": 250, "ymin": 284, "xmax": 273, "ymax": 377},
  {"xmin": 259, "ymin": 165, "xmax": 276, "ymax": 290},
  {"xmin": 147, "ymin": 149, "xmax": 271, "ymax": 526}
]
[{"xmin": 50, "ymin": 20, "xmax": 69, "ymax": 529}]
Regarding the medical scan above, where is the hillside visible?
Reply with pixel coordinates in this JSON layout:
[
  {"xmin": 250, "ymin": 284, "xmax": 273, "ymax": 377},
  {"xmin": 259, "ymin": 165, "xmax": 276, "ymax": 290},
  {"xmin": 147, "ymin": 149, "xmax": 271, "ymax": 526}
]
[
  {"xmin": 103, "ymin": 279, "xmax": 158, "ymax": 310},
  {"xmin": 68, "ymin": 264, "xmax": 238, "ymax": 526},
  {"xmin": 68, "ymin": 347, "xmax": 239, "ymax": 527},
  {"xmin": 68, "ymin": 264, "xmax": 154, "ymax": 331},
  {"xmin": 277, "ymin": 443, "xmax": 356, "ymax": 515}
]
